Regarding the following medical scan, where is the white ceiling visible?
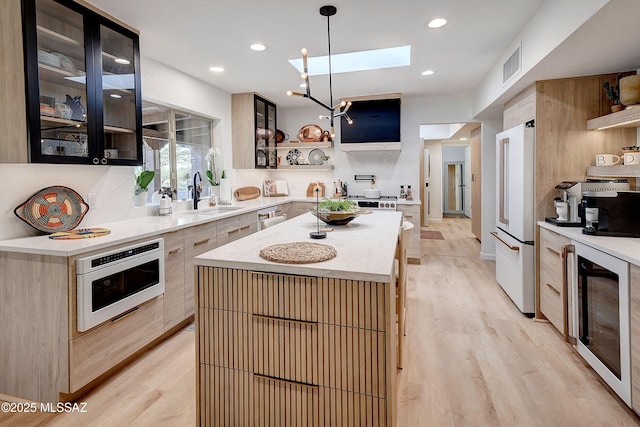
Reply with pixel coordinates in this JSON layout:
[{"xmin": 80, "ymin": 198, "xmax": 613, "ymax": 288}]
[{"xmin": 87, "ymin": 0, "xmax": 640, "ymax": 113}]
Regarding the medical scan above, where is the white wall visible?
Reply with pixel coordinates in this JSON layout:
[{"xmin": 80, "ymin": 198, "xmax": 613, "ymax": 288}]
[
  {"xmin": 480, "ymin": 120, "xmax": 501, "ymax": 260},
  {"xmin": 0, "ymin": 57, "xmax": 235, "ymax": 241},
  {"xmin": 473, "ymin": 0, "xmax": 609, "ymax": 116}
]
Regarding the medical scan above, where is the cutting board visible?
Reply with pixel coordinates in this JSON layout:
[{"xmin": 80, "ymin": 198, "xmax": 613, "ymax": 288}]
[
  {"xmin": 306, "ymin": 182, "xmax": 325, "ymax": 197},
  {"xmin": 234, "ymin": 186, "xmax": 261, "ymax": 200}
]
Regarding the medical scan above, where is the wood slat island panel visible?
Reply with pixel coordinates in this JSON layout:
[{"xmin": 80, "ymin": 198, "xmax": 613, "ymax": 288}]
[
  {"xmin": 195, "ymin": 211, "xmax": 402, "ymax": 426},
  {"xmin": 197, "ymin": 267, "xmax": 394, "ymax": 425}
]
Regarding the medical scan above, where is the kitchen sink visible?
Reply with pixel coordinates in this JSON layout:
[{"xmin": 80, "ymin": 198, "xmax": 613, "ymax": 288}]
[{"xmin": 191, "ymin": 206, "xmax": 242, "ymax": 215}]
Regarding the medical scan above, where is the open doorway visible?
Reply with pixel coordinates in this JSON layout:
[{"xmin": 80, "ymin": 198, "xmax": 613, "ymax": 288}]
[{"xmin": 419, "ymin": 123, "xmax": 480, "ymax": 227}]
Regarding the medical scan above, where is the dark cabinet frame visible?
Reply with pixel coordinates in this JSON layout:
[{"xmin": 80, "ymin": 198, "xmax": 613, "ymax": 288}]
[{"xmin": 21, "ymin": 0, "xmax": 142, "ymax": 165}]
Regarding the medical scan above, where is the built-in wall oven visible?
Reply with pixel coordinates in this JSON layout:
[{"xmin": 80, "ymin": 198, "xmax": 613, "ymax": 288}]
[
  {"xmin": 573, "ymin": 241, "xmax": 630, "ymax": 405},
  {"xmin": 76, "ymin": 238, "xmax": 165, "ymax": 332}
]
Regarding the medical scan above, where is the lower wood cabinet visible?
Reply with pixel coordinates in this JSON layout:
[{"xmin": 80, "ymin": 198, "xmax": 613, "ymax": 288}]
[
  {"xmin": 293, "ymin": 201, "xmax": 316, "ymax": 218},
  {"xmin": 196, "ymin": 267, "xmax": 395, "ymax": 426},
  {"xmin": 69, "ymin": 296, "xmax": 164, "ymax": 392},
  {"xmin": 184, "ymin": 222, "xmax": 218, "ymax": 317},
  {"xmin": 163, "ymin": 229, "xmax": 185, "ymax": 331},
  {"xmin": 539, "ymin": 227, "xmax": 572, "ymax": 338}
]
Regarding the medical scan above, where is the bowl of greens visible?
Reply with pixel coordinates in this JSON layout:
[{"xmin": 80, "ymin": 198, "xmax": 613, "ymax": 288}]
[{"xmin": 310, "ymin": 199, "xmax": 361, "ymax": 225}]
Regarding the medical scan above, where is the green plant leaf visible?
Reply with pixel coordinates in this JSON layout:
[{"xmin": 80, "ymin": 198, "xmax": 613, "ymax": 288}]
[{"xmin": 136, "ymin": 170, "xmax": 155, "ymax": 190}]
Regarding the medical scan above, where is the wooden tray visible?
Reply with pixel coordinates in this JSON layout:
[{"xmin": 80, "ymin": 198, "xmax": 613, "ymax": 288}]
[{"xmin": 234, "ymin": 186, "xmax": 261, "ymax": 201}]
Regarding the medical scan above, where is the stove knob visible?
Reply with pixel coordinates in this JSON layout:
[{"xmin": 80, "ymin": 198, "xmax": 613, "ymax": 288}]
[
  {"xmin": 384, "ymin": 202, "xmax": 389, "ymax": 208},
  {"xmin": 390, "ymin": 202, "xmax": 395, "ymax": 209}
]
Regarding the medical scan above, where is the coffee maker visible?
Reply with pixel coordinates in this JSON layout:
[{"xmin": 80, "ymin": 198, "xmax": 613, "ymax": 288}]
[
  {"xmin": 545, "ymin": 179, "xmax": 630, "ymax": 227},
  {"xmin": 582, "ymin": 191, "xmax": 640, "ymax": 237}
]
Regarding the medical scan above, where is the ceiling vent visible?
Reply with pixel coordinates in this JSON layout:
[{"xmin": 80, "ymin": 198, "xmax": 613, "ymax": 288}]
[{"xmin": 503, "ymin": 44, "xmax": 521, "ymax": 84}]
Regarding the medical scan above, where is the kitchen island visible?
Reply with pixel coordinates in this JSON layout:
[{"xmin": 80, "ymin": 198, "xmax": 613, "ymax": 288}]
[{"xmin": 194, "ymin": 211, "xmax": 403, "ymax": 426}]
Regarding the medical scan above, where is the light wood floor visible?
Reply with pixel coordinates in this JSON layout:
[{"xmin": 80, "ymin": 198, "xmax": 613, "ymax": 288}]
[{"xmin": 2, "ymin": 217, "xmax": 640, "ymax": 426}]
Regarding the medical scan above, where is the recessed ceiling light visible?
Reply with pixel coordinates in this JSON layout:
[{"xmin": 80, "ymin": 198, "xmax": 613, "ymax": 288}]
[
  {"xmin": 250, "ymin": 43, "xmax": 266, "ymax": 51},
  {"xmin": 114, "ymin": 58, "xmax": 130, "ymax": 65},
  {"xmin": 209, "ymin": 66, "xmax": 224, "ymax": 73},
  {"xmin": 427, "ymin": 17, "xmax": 448, "ymax": 29},
  {"xmin": 110, "ymin": 93, "xmax": 122, "ymax": 99},
  {"xmin": 421, "ymin": 70, "xmax": 435, "ymax": 76}
]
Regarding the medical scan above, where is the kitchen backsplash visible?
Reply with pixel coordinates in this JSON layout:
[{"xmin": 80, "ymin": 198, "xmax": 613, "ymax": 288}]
[{"xmin": 0, "ymin": 164, "xmax": 147, "ymax": 241}]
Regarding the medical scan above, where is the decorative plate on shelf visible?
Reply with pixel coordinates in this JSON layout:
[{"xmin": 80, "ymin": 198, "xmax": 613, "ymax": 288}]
[
  {"xmin": 287, "ymin": 149, "xmax": 302, "ymax": 165},
  {"xmin": 308, "ymin": 149, "xmax": 326, "ymax": 165},
  {"xmin": 14, "ymin": 185, "xmax": 89, "ymax": 234}
]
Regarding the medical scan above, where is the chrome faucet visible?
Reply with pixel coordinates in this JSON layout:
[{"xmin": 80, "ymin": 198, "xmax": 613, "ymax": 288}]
[{"xmin": 193, "ymin": 171, "xmax": 202, "ymax": 209}]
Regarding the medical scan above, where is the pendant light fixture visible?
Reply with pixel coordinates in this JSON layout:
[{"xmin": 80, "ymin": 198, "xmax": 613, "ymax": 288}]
[{"xmin": 287, "ymin": 5, "xmax": 352, "ymax": 137}]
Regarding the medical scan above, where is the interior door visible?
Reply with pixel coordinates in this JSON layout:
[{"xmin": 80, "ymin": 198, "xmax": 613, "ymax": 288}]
[
  {"xmin": 444, "ymin": 162, "xmax": 464, "ymax": 214},
  {"xmin": 423, "ymin": 148, "xmax": 430, "ymax": 226}
]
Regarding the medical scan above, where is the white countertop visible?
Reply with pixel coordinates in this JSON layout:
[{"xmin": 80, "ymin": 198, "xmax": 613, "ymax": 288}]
[
  {"xmin": 538, "ymin": 221, "xmax": 640, "ymax": 266},
  {"xmin": 195, "ymin": 211, "xmax": 403, "ymax": 283},
  {"xmin": 0, "ymin": 197, "xmax": 302, "ymax": 257}
]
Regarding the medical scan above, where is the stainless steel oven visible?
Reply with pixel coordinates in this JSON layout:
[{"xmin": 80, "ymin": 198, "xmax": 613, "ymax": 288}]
[
  {"xmin": 76, "ymin": 238, "xmax": 165, "ymax": 332},
  {"xmin": 573, "ymin": 241, "xmax": 630, "ymax": 405}
]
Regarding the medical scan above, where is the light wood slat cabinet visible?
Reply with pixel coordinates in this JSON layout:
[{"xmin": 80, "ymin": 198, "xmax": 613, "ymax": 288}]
[
  {"xmin": 397, "ymin": 204, "xmax": 420, "ymax": 263},
  {"xmin": 539, "ymin": 228, "xmax": 572, "ymax": 336},
  {"xmin": 629, "ymin": 263, "xmax": 640, "ymax": 413},
  {"xmin": 197, "ymin": 267, "xmax": 393, "ymax": 426}
]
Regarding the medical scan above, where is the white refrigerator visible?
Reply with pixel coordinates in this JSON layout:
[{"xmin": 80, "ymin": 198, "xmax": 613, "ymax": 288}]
[{"xmin": 494, "ymin": 122, "xmax": 535, "ymax": 315}]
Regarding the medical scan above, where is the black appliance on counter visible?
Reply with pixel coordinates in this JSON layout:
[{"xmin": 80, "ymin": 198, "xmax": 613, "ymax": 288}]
[{"xmin": 582, "ymin": 191, "xmax": 640, "ymax": 237}]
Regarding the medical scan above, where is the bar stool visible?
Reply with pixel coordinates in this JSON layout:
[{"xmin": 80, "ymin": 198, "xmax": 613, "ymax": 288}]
[{"xmin": 396, "ymin": 220, "xmax": 412, "ymax": 369}]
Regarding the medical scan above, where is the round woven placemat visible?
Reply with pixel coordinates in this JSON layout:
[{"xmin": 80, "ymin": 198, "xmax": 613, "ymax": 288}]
[{"xmin": 259, "ymin": 242, "xmax": 337, "ymax": 264}]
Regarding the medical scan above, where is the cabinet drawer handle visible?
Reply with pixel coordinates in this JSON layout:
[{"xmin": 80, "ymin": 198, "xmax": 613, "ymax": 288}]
[
  {"xmin": 252, "ymin": 313, "xmax": 318, "ymax": 326},
  {"xmin": 253, "ymin": 373, "xmax": 318, "ymax": 389},
  {"xmin": 193, "ymin": 238, "xmax": 210, "ymax": 246},
  {"xmin": 168, "ymin": 248, "xmax": 181, "ymax": 255},
  {"xmin": 228, "ymin": 228, "xmax": 240, "ymax": 235},
  {"xmin": 545, "ymin": 247, "xmax": 560, "ymax": 256},
  {"xmin": 257, "ymin": 213, "xmax": 270, "ymax": 219},
  {"xmin": 111, "ymin": 306, "xmax": 139, "ymax": 323},
  {"xmin": 240, "ymin": 225, "xmax": 251, "ymax": 231},
  {"xmin": 562, "ymin": 244, "xmax": 576, "ymax": 345},
  {"xmin": 545, "ymin": 282, "xmax": 560, "ymax": 295}
]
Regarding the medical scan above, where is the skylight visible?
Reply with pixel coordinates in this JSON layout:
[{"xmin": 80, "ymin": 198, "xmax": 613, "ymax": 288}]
[{"xmin": 289, "ymin": 45, "xmax": 411, "ymax": 75}]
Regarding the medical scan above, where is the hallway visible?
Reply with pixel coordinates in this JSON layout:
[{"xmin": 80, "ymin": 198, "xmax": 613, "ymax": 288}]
[{"xmin": 396, "ymin": 217, "xmax": 639, "ymax": 426}]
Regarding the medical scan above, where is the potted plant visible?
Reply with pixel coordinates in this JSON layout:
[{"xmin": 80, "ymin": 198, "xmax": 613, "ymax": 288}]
[
  {"xmin": 603, "ymin": 74, "xmax": 624, "ymax": 112},
  {"xmin": 134, "ymin": 170, "xmax": 155, "ymax": 206}
]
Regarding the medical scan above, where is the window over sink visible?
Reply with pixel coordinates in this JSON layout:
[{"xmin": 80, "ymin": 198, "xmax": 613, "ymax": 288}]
[{"xmin": 140, "ymin": 102, "xmax": 213, "ymax": 202}]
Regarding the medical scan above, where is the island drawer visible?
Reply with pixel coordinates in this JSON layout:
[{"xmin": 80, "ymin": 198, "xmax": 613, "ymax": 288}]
[
  {"xmin": 199, "ymin": 365, "xmax": 388, "ymax": 427},
  {"xmin": 251, "ymin": 271, "xmax": 319, "ymax": 322},
  {"xmin": 200, "ymin": 306, "xmax": 387, "ymax": 398},
  {"xmin": 199, "ymin": 268, "xmax": 388, "ymax": 330}
]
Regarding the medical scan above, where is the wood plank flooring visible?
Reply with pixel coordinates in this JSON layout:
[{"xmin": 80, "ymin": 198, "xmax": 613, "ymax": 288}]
[{"xmin": 2, "ymin": 217, "xmax": 639, "ymax": 426}]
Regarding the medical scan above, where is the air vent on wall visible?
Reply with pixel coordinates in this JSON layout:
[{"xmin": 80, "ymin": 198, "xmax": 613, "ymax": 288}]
[{"xmin": 503, "ymin": 44, "xmax": 521, "ymax": 83}]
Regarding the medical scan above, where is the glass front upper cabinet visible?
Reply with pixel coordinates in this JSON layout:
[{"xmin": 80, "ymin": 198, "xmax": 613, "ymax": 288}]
[
  {"xmin": 254, "ymin": 95, "xmax": 277, "ymax": 169},
  {"xmin": 22, "ymin": 0, "xmax": 142, "ymax": 165}
]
